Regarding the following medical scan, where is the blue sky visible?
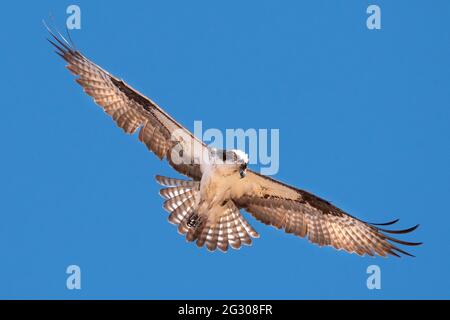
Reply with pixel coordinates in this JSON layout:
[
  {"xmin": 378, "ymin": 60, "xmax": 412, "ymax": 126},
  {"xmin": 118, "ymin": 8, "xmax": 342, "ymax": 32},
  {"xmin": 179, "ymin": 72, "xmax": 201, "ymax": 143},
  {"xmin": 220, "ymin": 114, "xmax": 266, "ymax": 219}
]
[{"xmin": 0, "ymin": 0, "xmax": 449, "ymax": 299}]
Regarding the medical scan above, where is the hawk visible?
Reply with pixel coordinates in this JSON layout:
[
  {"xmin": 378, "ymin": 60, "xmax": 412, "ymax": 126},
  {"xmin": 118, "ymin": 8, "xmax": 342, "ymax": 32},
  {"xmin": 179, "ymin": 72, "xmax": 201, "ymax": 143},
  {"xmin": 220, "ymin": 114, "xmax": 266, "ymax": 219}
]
[{"xmin": 47, "ymin": 26, "xmax": 421, "ymax": 257}]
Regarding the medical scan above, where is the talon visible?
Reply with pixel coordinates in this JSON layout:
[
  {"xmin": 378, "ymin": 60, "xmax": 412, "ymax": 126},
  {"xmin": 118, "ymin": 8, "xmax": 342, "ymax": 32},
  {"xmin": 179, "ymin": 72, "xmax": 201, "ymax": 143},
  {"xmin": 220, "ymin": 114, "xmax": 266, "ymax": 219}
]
[{"xmin": 187, "ymin": 213, "xmax": 200, "ymax": 228}]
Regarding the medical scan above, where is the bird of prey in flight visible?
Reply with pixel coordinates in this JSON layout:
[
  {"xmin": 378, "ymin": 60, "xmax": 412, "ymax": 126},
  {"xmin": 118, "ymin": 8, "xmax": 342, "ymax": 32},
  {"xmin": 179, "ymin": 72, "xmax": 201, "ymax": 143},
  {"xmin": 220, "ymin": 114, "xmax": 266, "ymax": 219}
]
[{"xmin": 46, "ymin": 26, "xmax": 421, "ymax": 257}]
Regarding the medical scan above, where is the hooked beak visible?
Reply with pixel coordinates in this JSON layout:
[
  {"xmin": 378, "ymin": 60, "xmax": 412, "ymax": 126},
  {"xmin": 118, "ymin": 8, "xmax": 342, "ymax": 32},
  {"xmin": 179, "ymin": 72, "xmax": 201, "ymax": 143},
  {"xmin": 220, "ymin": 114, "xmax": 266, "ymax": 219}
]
[{"xmin": 240, "ymin": 163, "xmax": 247, "ymax": 178}]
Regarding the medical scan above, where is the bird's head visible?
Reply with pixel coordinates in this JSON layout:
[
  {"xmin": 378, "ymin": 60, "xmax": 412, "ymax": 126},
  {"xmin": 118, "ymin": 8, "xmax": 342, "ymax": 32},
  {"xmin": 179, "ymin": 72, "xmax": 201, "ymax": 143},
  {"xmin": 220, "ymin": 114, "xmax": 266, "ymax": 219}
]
[
  {"xmin": 209, "ymin": 148, "xmax": 249, "ymax": 178},
  {"xmin": 232, "ymin": 149, "xmax": 249, "ymax": 178}
]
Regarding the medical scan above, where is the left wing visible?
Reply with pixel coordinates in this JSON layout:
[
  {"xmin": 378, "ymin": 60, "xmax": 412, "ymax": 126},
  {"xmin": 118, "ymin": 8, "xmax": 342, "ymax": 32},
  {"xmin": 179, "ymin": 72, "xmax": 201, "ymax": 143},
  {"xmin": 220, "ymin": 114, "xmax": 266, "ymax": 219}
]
[
  {"xmin": 235, "ymin": 170, "xmax": 422, "ymax": 257},
  {"xmin": 47, "ymin": 27, "xmax": 206, "ymax": 180}
]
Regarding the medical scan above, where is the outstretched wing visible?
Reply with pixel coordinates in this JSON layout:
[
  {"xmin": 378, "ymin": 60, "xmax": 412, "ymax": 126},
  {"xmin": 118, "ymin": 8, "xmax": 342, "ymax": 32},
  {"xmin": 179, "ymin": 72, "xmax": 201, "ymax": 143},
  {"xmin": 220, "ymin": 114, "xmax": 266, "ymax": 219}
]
[
  {"xmin": 47, "ymin": 27, "xmax": 206, "ymax": 180},
  {"xmin": 235, "ymin": 170, "xmax": 422, "ymax": 257}
]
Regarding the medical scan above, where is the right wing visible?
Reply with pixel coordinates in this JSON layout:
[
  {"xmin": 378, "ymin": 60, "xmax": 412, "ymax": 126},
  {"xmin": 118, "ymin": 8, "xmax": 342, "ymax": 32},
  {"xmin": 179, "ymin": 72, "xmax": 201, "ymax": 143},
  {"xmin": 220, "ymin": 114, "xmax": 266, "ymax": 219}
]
[{"xmin": 47, "ymin": 27, "xmax": 206, "ymax": 180}]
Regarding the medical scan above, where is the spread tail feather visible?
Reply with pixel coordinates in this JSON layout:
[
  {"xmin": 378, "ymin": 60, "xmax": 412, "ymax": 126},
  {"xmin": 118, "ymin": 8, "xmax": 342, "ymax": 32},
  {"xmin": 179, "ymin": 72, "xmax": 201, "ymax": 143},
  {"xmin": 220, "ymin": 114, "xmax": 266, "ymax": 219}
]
[
  {"xmin": 193, "ymin": 201, "xmax": 260, "ymax": 252},
  {"xmin": 155, "ymin": 175, "xmax": 259, "ymax": 252},
  {"xmin": 156, "ymin": 175, "xmax": 200, "ymax": 229},
  {"xmin": 155, "ymin": 175, "xmax": 198, "ymax": 187}
]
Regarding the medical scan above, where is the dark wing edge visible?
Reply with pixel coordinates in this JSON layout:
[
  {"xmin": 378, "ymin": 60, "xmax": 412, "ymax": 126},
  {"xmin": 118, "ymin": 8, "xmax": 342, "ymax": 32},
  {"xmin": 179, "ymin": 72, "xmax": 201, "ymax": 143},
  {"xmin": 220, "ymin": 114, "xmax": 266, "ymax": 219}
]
[
  {"xmin": 236, "ymin": 170, "xmax": 422, "ymax": 258},
  {"xmin": 46, "ymin": 24, "xmax": 205, "ymax": 180}
]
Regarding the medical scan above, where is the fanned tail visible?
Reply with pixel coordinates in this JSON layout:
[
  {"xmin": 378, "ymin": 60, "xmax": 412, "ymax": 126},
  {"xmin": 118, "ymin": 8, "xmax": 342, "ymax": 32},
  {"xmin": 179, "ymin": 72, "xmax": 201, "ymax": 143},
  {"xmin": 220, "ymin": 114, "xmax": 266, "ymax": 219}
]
[
  {"xmin": 156, "ymin": 175, "xmax": 200, "ymax": 229},
  {"xmin": 192, "ymin": 201, "xmax": 260, "ymax": 252},
  {"xmin": 156, "ymin": 176, "xmax": 259, "ymax": 252}
]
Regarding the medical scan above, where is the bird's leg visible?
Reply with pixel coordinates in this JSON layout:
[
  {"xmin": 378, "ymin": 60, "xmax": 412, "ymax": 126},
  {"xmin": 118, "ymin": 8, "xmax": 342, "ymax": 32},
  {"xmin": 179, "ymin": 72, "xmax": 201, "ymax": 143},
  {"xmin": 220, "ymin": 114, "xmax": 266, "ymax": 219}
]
[{"xmin": 187, "ymin": 211, "xmax": 202, "ymax": 228}]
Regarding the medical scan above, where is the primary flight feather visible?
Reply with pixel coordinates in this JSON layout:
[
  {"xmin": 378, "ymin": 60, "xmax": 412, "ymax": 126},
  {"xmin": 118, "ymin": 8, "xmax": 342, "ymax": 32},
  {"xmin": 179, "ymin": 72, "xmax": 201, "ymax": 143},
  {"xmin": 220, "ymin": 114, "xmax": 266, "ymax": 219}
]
[{"xmin": 47, "ymin": 26, "xmax": 421, "ymax": 257}]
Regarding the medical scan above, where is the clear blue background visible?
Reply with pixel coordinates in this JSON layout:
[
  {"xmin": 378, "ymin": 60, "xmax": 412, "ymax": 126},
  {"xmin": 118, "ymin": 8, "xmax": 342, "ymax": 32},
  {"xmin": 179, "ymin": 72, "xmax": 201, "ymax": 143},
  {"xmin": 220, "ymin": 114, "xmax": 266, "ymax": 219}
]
[{"xmin": 0, "ymin": 0, "xmax": 448, "ymax": 299}]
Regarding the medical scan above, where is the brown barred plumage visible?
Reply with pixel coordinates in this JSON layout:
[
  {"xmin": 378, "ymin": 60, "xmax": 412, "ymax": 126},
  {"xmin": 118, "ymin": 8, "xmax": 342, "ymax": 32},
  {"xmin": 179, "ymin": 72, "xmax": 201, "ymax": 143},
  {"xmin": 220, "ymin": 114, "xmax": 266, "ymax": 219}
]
[
  {"xmin": 156, "ymin": 176, "xmax": 259, "ymax": 251},
  {"xmin": 48, "ymin": 25, "xmax": 421, "ymax": 257}
]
